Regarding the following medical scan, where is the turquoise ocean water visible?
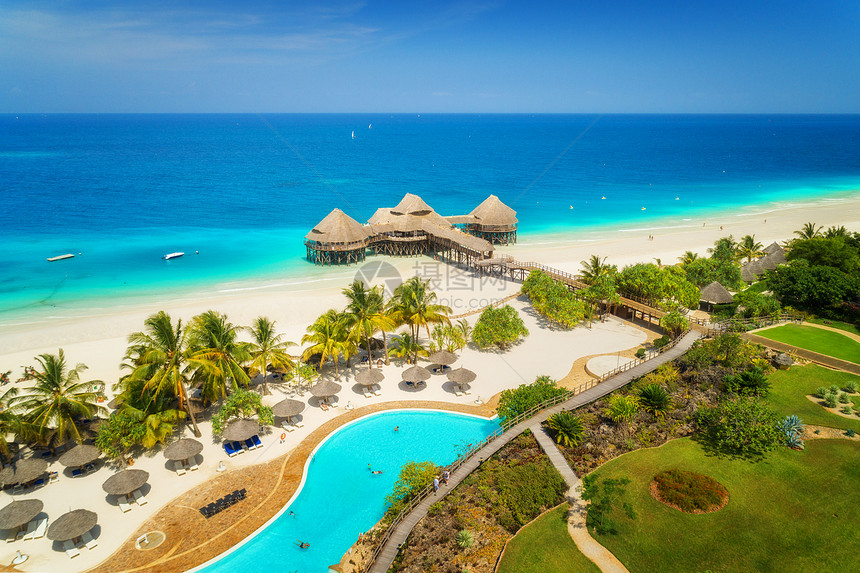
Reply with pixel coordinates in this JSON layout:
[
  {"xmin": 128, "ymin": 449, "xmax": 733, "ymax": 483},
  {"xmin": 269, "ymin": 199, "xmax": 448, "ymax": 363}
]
[
  {"xmin": 2, "ymin": 114, "xmax": 859, "ymax": 325},
  {"xmin": 197, "ymin": 410, "xmax": 499, "ymax": 573}
]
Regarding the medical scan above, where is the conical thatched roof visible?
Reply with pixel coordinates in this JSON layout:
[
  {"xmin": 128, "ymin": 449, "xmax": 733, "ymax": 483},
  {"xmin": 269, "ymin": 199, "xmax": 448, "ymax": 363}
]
[
  {"xmin": 163, "ymin": 438, "xmax": 204, "ymax": 461},
  {"xmin": 470, "ymin": 195, "xmax": 518, "ymax": 227},
  {"xmin": 391, "ymin": 193, "xmax": 434, "ymax": 216},
  {"xmin": 0, "ymin": 500, "xmax": 43, "ymax": 530},
  {"xmin": 402, "ymin": 365, "xmax": 432, "ymax": 382},
  {"xmin": 759, "ymin": 249, "xmax": 786, "ymax": 270},
  {"xmin": 305, "ymin": 208, "xmax": 368, "ymax": 244},
  {"xmin": 741, "ymin": 259, "xmax": 765, "ymax": 282},
  {"xmin": 762, "ymin": 242, "xmax": 784, "ymax": 255},
  {"xmin": 447, "ymin": 367, "xmax": 476, "ymax": 385},
  {"xmin": 700, "ymin": 281, "xmax": 734, "ymax": 304},
  {"xmin": 59, "ymin": 445, "xmax": 101, "ymax": 468},
  {"xmin": 427, "ymin": 350, "xmax": 458, "ymax": 366},
  {"xmin": 222, "ymin": 419, "xmax": 260, "ymax": 442},
  {"xmin": 102, "ymin": 469, "xmax": 149, "ymax": 495},
  {"xmin": 355, "ymin": 369, "xmax": 384, "ymax": 386},
  {"xmin": 309, "ymin": 379, "xmax": 342, "ymax": 397},
  {"xmin": 47, "ymin": 509, "xmax": 97, "ymax": 541},
  {"xmin": 272, "ymin": 399, "xmax": 306, "ymax": 418},
  {"xmin": 0, "ymin": 459, "xmax": 47, "ymax": 486}
]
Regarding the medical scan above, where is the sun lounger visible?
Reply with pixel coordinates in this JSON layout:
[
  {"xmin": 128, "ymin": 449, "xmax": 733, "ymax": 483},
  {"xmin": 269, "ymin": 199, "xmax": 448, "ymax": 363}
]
[
  {"xmin": 223, "ymin": 442, "xmax": 238, "ymax": 457},
  {"xmin": 454, "ymin": 388, "xmax": 464, "ymax": 396},
  {"xmin": 63, "ymin": 539, "xmax": 80, "ymax": 558},
  {"xmin": 244, "ymin": 438, "xmax": 256, "ymax": 450},
  {"xmin": 363, "ymin": 388, "xmax": 373, "ymax": 398},
  {"xmin": 6, "ymin": 528, "xmax": 18, "ymax": 543},
  {"xmin": 174, "ymin": 460, "xmax": 187, "ymax": 475},
  {"xmin": 22, "ymin": 519, "xmax": 38, "ymax": 541},
  {"xmin": 84, "ymin": 462, "xmax": 96, "ymax": 474},
  {"xmin": 281, "ymin": 422, "xmax": 295, "ymax": 432},
  {"xmin": 252, "ymin": 435, "xmax": 263, "ymax": 449},
  {"xmin": 295, "ymin": 420, "xmax": 305, "ymax": 428},
  {"xmin": 464, "ymin": 388, "xmax": 472, "ymax": 395},
  {"xmin": 329, "ymin": 400, "xmax": 339, "ymax": 407},
  {"xmin": 133, "ymin": 489, "xmax": 149, "ymax": 505},
  {"xmin": 82, "ymin": 531, "xmax": 98, "ymax": 549},
  {"xmin": 72, "ymin": 468, "xmax": 83, "ymax": 477},
  {"xmin": 11, "ymin": 484, "xmax": 23, "ymax": 494},
  {"xmin": 189, "ymin": 460, "xmax": 199, "ymax": 471},
  {"xmin": 33, "ymin": 517, "xmax": 47, "ymax": 539},
  {"xmin": 373, "ymin": 386, "xmax": 382, "ymax": 396},
  {"xmin": 232, "ymin": 441, "xmax": 246, "ymax": 454},
  {"xmin": 49, "ymin": 471, "xmax": 59, "ymax": 484},
  {"xmin": 118, "ymin": 495, "xmax": 132, "ymax": 513}
]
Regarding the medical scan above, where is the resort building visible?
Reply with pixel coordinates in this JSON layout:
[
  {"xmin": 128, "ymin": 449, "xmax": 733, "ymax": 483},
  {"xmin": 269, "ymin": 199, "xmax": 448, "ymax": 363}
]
[
  {"xmin": 304, "ymin": 193, "xmax": 516, "ymax": 266},
  {"xmin": 740, "ymin": 242, "xmax": 787, "ymax": 283}
]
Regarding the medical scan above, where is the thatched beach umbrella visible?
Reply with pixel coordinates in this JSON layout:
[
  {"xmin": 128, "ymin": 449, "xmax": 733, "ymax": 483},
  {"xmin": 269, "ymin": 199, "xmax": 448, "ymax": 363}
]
[
  {"xmin": 102, "ymin": 469, "xmax": 149, "ymax": 496},
  {"xmin": 46, "ymin": 509, "xmax": 97, "ymax": 541},
  {"xmin": 402, "ymin": 365, "xmax": 432, "ymax": 383},
  {"xmin": 0, "ymin": 500, "xmax": 43, "ymax": 530},
  {"xmin": 272, "ymin": 399, "xmax": 306, "ymax": 419},
  {"xmin": 427, "ymin": 350, "xmax": 458, "ymax": 366},
  {"xmin": 309, "ymin": 380, "xmax": 342, "ymax": 398},
  {"xmin": 447, "ymin": 367, "xmax": 477, "ymax": 385},
  {"xmin": 355, "ymin": 369, "xmax": 384, "ymax": 387},
  {"xmin": 58, "ymin": 445, "xmax": 101, "ymax": 468},
  {"xmin": 700, "ymin": 281, "xmax": 734, "ymax": 305},
  {"xmin": 163, "ymin": 438, "xmax": 203, "ymax": 462},
  {"xmin": 222, "ymin": 419, "xmax": 260, "ymax": 442},
  {"xmin": 0, "ymin": 459, "xmax": 47, "ymax": 486}
]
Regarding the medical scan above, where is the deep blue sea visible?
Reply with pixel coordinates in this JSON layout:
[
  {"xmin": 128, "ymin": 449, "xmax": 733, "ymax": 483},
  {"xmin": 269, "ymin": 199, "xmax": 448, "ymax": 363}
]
[{"xmin": 2, "ymin": 114, "xmax": 859, "ymax": 325}]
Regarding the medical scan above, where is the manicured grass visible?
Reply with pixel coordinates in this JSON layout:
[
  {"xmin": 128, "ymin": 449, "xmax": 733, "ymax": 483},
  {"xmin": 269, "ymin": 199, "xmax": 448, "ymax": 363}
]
[
  {"xmin": 756, "ymin": 324, "xmax": 860, "ymax": 364},
  {"xmin": 806, "ymin": 318, "xmax": 860, "ymax": 336},
  {"xmin": 766, "ymin": 364, "xmax": 860, "ymax": 432},
  {"xmin": 588, "ymin": 438, "xmax": 860, "ymax": 573},
  {"xmin": 742, "ymin": 280, "xmax": 769, "ymax": 294},
  {"xmin": 497, "ymin": 504, "xmax": 600, "ymax": 573}
]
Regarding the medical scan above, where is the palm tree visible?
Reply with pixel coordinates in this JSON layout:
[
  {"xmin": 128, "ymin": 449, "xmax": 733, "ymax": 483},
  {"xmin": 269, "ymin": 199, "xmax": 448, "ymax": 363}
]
[
  {"xmin": 247, "ymin": 317, "xmax": 295, "ymax": 395},
  {"xmin": 580, "ymin": 255, "xmax": 616, "ymax": 284},
  {"xmin": 391, "ymin": 277, "xmax": 451, "ymax": 363},
  {"xmin": 707, "ymin": 236, "xmax": 737, "ymax": 261},
  {"xmin": 678, "ymin": 251, "xmax": 699, "ymax": 265},
  {"xmin": 736, "ymin": 234, "xmax": 763, "ymax": 263},
  {"xmin": 455, "ymin": 319, "xmax": 472, "ymax": 347},
  {"xmin": 824, "ymin": 225, "xmax": 848, "ymax": 238},
  {"xmin": 301, "ymin": 309, "xmax": 350, "ymax": 376},
  {"xmin": 637, "ymin": 384, "xmax": 672, "ymax": 419},
  {"xmin": 11, "ymin": 350, "xmax": 105, "ymax": 445},
  {"xmin": 0, "ymin": 387, "xmax": 20, "ymax": 462},
  {"xmin": 388, "ymin": 333, "xmax": 426, "ymax": 365},
  {"xmin": 186, "ymin": 311, "xmax": 251, "ymax": 404},
  {"xmin": 122, "ymin": 310, "xmax": 201, "ymax": 437},
  {"xmin": 794, "ymin": 222, "xmax": 822, "ymax": 240},
  {"xmin": 544, "ymin": 411, "xmax": 585, "ymax": 447},
  {"xmin": 342, "ymin": 281, "xmax": 395, "ymax": 369}
]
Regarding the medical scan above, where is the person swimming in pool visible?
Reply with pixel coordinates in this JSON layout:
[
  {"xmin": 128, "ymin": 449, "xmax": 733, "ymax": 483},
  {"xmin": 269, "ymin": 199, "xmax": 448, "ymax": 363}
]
[
  {"xmin": 296, "ymin": 540, "xmax": 310, "ymax": 549},
  {"xmin": 372, "ymin": 470, "xmax": 383, "ymax": 474}
]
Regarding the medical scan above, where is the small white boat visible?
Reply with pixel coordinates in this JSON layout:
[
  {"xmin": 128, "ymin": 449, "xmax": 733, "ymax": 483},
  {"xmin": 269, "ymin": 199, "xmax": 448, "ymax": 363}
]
[
  {"xmin": 162, "ymin": 252, "xmax": 184, "ymax": 260},
  {"xmin": 351, "ymin": 130, "xmax": 355, "ymax": 139},
  {"xmin": 47, "ymin": 253, "xmax": 74, "ymax": 262}
]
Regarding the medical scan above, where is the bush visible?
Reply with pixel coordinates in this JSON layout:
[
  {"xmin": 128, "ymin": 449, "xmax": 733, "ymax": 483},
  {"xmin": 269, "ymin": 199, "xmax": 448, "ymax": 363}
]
[
  {"xmin": 456, "ymin": 530, "xmax": 474, "ymax": 549},
  {"xmin": 383, "ymin": 461, "xmax": 439, "ymax": 522},
  {"xmin": 840, "ymin": 405, "xmax": 854, "ymax": 415},
  {"xmin": 695, "ymin": 396, "xmax": 781, "ymax": 456},
  {"xmin": 846, "ymin": 429, "xmax": 856, "ymax": 437},
  {"xmin": 544, "ymin": 411, "xmax": 585, "ymax": 447},
  {"xmin": 829, "ymin": 384, "xmax": 841, "ymax": 394},
  {"xmin": 843, "ymin": 381, "xmax": 859, "ymax": 393},
  {"xmin": 606, "ymin": 395, "xmax": 639, "ymax": 429},
  {"xmin": 824, "ymin": 394, "xmax": 839, "ymax": 408},
  {"xmin": 637, "ymin": 384, "xmax": 672, "ymax": 418},
  {"xmin": 472, "ymin": 304, "xmax": 529, "ymax": 350},
  {"xmin": 523, "ymin": 270, "xmax": 587, "ymax": 328},
  {"xmin": 635, "ymin": 348, "xmax": 646, "ymax": 359},
  {"xmin": 652, "ymin": 469, "xmax": 728, "ymax": 513},
  {"xmin": 722, "ymin": 366, "xmax": 770, "ymax": 397},
  {"xmin": 497, "ymin": 376, "xmax": 567, "ymax": 421},
  {"xmin": 815, "ymin": 387, "xmax": 830, "ymax": 399},
  {"xmin": 652, "ymin": 335, "xmax": 671, "ymax": 349},
  {"xmin": 496, "ymin": 459, "xmax": 568, "ymax": 529},
  {"xmin": 839, "ymin": 392, "xmax": 851, "ymax": 404},
  {"xmin": 777, "ymin": 415, "xmax": 805, "ymax": 448}
]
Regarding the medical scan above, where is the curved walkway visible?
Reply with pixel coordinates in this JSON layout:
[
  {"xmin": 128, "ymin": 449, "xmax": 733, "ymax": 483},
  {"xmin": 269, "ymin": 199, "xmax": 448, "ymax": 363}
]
[
  {"xmin": 530, "ymin": 423, "xmax": 629, "ymax": 573},
  {"xmin": 368, "ymin": 330, "xmax": 702, "ymax": 573}
]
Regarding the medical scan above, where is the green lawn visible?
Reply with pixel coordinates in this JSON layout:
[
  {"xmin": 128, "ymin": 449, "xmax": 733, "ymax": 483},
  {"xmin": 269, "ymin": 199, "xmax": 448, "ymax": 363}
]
[
  {"xmin": 587, "ymin": 438, "xmax": 860, "ymax": 573},
  {"xmin": 497, "ymin": 504, "xmax": 601, "ymax": 573},
  {"xmin": 806, "ymin": 318, "xmax": 860, "ymax": 336},
  {"xmin": 766, "ymin": 364, "xmax": 860, "ymax": 432},
  {"xmin": 755, "ymin": 324, "xmax": 860, "ymax": 364},
  {"xmin": 742, "ymin": 280, "xmax": 769, "ymax": 294}
]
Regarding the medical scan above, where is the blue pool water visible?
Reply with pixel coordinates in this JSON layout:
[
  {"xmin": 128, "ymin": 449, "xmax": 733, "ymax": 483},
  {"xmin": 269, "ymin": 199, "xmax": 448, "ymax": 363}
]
[{"xmin": 198, "ymin": 410, "xmax": 499, "ymax": 573}]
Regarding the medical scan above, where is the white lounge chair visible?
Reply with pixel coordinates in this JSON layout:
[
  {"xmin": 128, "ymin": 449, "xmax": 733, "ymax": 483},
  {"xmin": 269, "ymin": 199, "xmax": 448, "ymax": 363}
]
[
  {"xmin": 282, "ymin": 423, "xmax": 295, "ymax": 433},
  {"xmin": 174, "ymin": 460, "xmax": 187, "ymax": 475},
  {"xmin": 82, "ymin": 531, "xmax": 98, "ymax": 549},
  {"xmin": 189, "ymin": 460, "xmax": 199, "ymax": 471},
  {"xmin": 118, "ymin": 495, "xmax": 132, "ymax": 513},
  {"xmin": 33, "ymin": 517, "xmax": 47, "ymax": 539},
  {"xmin": 464, "ymin": 388, "xmax": 472, "ymax": 395},
  {"xmin": 363, "ymin": 388, "xmax": 373, "ymax": 398},
  {"xmin": 6, "ymin": 529, "xmax": 18, "ymax": 543},
  {"xmin": 294, "ymin": 420, "xmax": 305, "ymax": 428},
  {"xmin": 454, "ymin": 388, "xmax": 464, "ymax": 397},
  {"xmin": 49, "ymin": 471, "xmax": 59, "ymax": 484},
  {"xmin": 372, "ymin": 386, "xmax": 382, "ymax": 396},
  {"xmin": 63, "ymin": 539, "xmax": 80, "ymax": 559},
  {"xmin": 328, "ymin": 400, "xmax": 339, "ymax": 408},
  {"xmin": 132, "ymin": 489, "xmax": 149, "ymax": 505},
  {"xmin": 22, "ymin": 519, "xmax": 38, "ymax": 541}
]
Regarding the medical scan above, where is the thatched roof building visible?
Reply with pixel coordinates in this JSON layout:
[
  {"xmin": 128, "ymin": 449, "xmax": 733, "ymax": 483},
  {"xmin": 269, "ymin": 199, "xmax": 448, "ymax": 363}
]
[
  {"xmin": 741, "ymin": 259, "xmax": 765, "ymax": 283},
  {"xmin": 759, "ymin": 249, "xmax": 787, "ymax": 270},
  {"xmin": 762, "ymin": 242, "xmax": 784, "ymax": 256},
  {"xmin": 700, "ymin": 281, "xmax": 734, "ymax": 304},
  {"xmin": 304, "ymin": 208, "xmax": 369, "ymax": 265}
]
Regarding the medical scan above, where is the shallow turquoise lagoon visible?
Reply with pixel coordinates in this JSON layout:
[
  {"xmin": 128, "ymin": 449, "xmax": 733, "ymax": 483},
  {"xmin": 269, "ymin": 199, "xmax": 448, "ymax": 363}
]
[{"xmin": 198, "ymin": 409, "xmax": 499, "ymax": 573}]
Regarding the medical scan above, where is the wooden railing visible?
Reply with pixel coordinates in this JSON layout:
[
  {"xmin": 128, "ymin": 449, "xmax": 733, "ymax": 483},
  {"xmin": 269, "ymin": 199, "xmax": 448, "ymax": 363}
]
[
  {"xmin": 708, "ymin": 313, "xmax": 802, "ymax": 335},
  {"xmin": 597, "ymin": 329, "xmax": 692, "ymax": 381}
]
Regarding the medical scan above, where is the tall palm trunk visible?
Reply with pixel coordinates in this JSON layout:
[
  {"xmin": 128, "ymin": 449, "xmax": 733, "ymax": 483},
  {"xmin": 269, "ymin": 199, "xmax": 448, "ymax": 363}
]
[{"xmin": 177, "ymin": 384, "xmax": 201, "ymax": 437}]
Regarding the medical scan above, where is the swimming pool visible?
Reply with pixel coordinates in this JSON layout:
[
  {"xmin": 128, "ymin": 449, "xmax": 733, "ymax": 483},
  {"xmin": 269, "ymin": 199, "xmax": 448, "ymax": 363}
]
[{"xmin": 197, "ymin": 409, "xmax": 499, "ymax": 573}]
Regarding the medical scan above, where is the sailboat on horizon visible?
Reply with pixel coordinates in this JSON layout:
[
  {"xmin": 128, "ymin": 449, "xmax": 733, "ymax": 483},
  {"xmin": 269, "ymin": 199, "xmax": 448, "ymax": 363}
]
[{"xmin": 351, "ymin": 130, "xmax": 355, "ymax": 139}]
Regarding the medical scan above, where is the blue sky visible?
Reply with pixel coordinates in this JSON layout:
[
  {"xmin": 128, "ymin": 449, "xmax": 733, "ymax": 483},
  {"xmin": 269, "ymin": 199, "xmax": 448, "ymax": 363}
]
[{"xmin": 2, "ymin": 0, "xmax": 858, "ymax": 112}]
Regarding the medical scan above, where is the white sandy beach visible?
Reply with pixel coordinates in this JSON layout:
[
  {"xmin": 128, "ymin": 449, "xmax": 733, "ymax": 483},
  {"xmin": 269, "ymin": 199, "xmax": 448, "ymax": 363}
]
[{"xmin": 0, "ymin": 192, "xmax": 857, "ymax": 571}]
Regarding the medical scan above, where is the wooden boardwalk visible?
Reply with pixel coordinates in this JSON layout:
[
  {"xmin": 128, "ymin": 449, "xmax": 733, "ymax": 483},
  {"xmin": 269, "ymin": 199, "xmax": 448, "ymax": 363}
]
[{"xmin": 367, "ymin": 329, "xmax": 702, "ymax": 573}]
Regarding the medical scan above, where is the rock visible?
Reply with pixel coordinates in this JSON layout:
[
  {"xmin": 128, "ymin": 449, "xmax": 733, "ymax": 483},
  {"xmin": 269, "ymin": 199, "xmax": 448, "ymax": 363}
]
[{"xmin": 774, "ymin": 353, "xmax": 794, "ymax": 370}]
